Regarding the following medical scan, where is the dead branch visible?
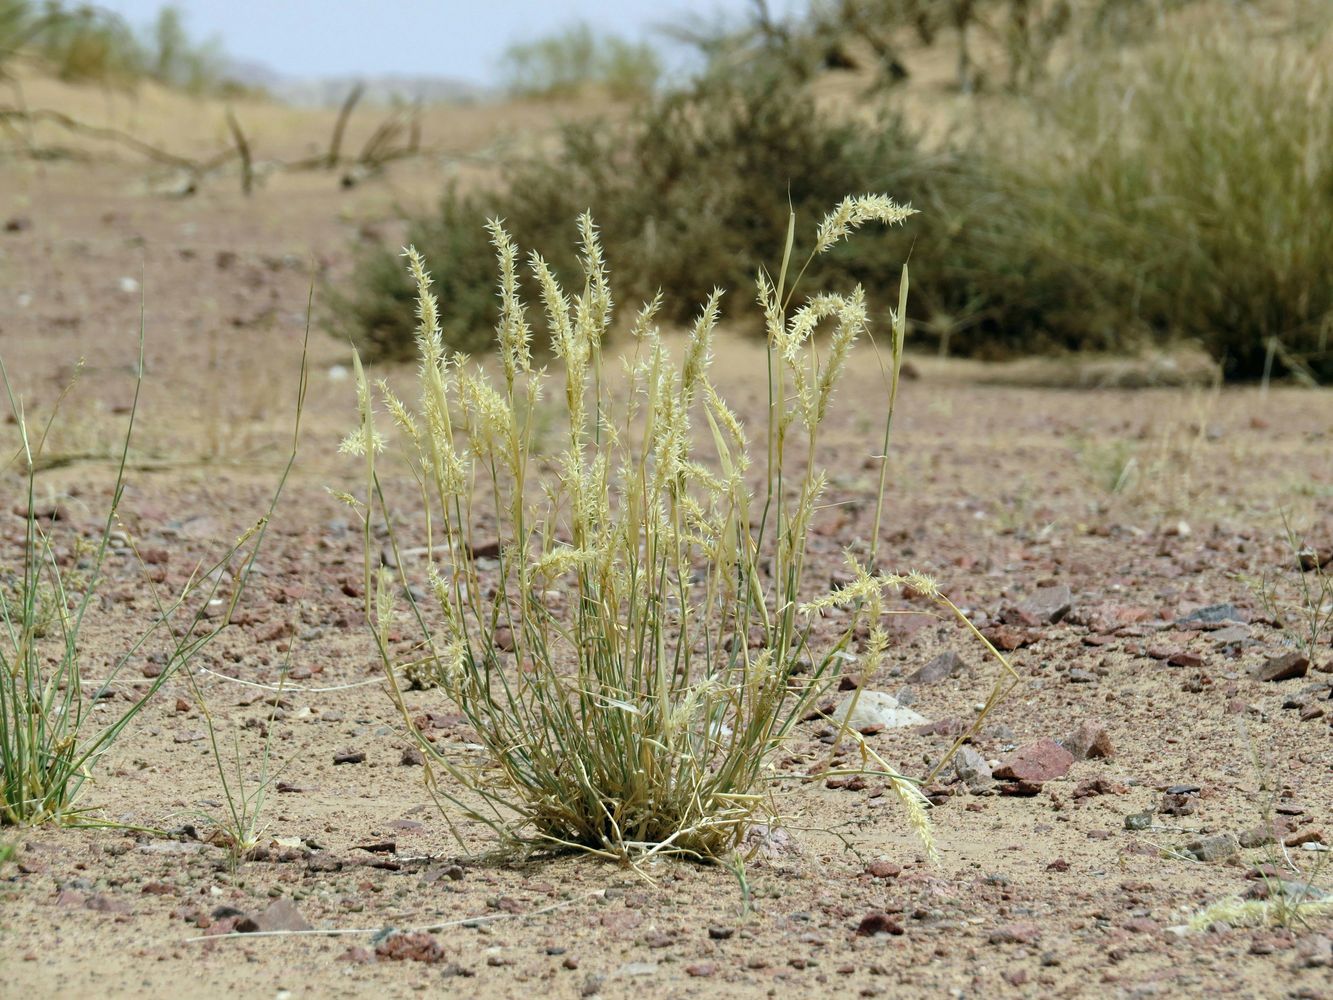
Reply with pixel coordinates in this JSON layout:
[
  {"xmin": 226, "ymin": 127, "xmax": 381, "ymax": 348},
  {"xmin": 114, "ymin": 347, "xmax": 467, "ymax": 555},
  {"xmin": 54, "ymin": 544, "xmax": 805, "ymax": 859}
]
[
  {"xmin": 325, "ymin": 81, "xmax": 364, "ymax": 168},
  {"xmin": 224, "ymin": 107, "xmax": 253, "ymax": 196},
  {"xmin": 0, "ymin": 105, "xmax": 199, "ymax": 168}
]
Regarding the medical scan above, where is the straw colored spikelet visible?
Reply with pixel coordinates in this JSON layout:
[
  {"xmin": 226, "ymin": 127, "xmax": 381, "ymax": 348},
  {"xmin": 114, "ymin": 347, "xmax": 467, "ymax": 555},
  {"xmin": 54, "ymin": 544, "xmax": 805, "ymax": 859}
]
[
  {"xmin": 530, "ymin": 252, "xmax": 576, "ymax": 360},
  {"xmin": 575, "ymin": 212, "xmax": 612, "ymax": 338},
  {"xmin": 1188, "ymin": 896, "xmax": 1333, "ymax": 930},
  {"xmin": 531, "ymin": 544, "xmax": 596, "ymax": 580},
  {"xmin": 682, "ymin": 288, "xmax": 724, "ymax": 401},
  {"xmin": 486, "ymin": 219, "xmax": 532, "ymax": 383},
  {"xmin": 402, "ymin": 247, "xmax": 444, "ymax": 371},
  {"xmin": 339, "ymin": 353, "xmax": 383, "ymax": 457},
  {"xmin": 814, "ymin": 194, "xmax": 917, "ymax": 255},
  {"xmin": 813, "ymin": 287, "xmax": 868, "ymax": 422},
  {"xmin": 889, "ymin": 774, "xmax": 937, "ymax": 862}
]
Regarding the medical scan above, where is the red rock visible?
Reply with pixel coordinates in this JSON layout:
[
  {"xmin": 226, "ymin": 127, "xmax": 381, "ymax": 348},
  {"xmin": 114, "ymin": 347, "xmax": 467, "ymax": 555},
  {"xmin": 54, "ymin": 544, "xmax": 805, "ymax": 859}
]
[
  {"xmin": 998, "ymin": 780, "xmax": 1044, "ymax": 796},
  {"xmin": 375, "ymin": 931, "xmax": 446, "ymax": 963},
  {"xmin": 1253, "ymin": 652, "xmax": 1309, "ymax": 682},
  {"xmin": 1124, "ymin": 917, "xmax": 1160, "ymax": 934},
  {"xmin": 1062, "ymin": 719, "xmax": 1114, "ymax": 760},
  {"xmin": 866, "ymin": 859, "xmax": 902, "ymax": 879},
  {"xmin": 84, "ymin": 893, "xmax": 131, "ymax": 914},
  {"xmin": 1015, "ymin": 584, "xmax": 1073, "ymax": 625},
  {"xmin": 855, "ymin": 913, "xmax": 904, "ymax": 936},
  {"xmin": 993, "ymin": 738, "xmax": 1073, "ymax": 784},
  {"xmin": 260, "ymin": 621, "xmax": 294, "ymax": 643},
  {"xmin": 908, "ymin": 650, "xmax": 964, "ymax": 685},
  {"xmin": 600, "ymin": 910, "xmax": 643, "ymax": 934},
  {"xmin": 686, "ymin": 963, "xmax": 717, "ymax": 977},
  {"xmin": 236, "ymin": 898, "xmax": 312, "ymax": 933},
  {"xmin": 1284, "ymin": 828, "xmax": 1325, "ymax": 848},
  {"xmin": 915, "ymin": 716, "xmax": 967, "ymax": 737},
  {"xmin": 1167, "ymin": 651, "xmax": 1204, "ymax": 668},
  {"xmin": 1073, "ymin": 777, "xmax": 1127, "ymax": 798},
  {"xmin": 984, "ymin": 625, "xmax": 1038, "ymax": 651},
  {"xmin": 989, "ymin": 922, "xmax": 1041, "ymax": 945}
]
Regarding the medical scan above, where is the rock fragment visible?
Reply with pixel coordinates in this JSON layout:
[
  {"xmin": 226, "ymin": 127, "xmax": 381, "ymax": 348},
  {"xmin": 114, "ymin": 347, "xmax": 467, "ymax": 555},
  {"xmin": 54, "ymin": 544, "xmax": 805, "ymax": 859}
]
[
  {"xmin": 908, "ymin": 650, "xmax": 965, "ymax": 685},
  {"xmin": 1061, "ymin": 719, "xmax": 1115, "ymax": 761},
  {"xmin": 1253, "ymin": 652, "xmax": 1309, "ymax": 683},
  {"xmin": 993, "ymin": 738, "xmax": 1073, "ymax": 784}
]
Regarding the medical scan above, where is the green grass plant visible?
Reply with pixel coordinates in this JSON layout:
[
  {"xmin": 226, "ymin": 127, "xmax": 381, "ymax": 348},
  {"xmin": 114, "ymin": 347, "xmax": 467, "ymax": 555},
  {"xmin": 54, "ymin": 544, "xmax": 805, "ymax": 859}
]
[
  {"xmin": 1250, "ymin": 514, "xmax": 1333, "ymax": 662},
  {"xmin": 345, "ymin": 197, "xmax": 1017, "ymax": 865},
  {"xmin": 182, "ymin": 665, "xmax": 292, "ymax": 869},
  {"xmin": 0, "ymin": 317, "xmax": 306, "ymax": 828}
]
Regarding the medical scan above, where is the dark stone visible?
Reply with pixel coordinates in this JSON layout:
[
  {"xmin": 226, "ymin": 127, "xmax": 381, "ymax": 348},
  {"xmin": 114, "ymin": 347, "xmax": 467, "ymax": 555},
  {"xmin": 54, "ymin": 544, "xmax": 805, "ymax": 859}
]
[
  {"xmin": 1253, "ymin": 652, "xmax": 1309, "ymax": 683},
  {"xmin": 908, "ymin": 650, "xmax": 965, "ymax": 685}
]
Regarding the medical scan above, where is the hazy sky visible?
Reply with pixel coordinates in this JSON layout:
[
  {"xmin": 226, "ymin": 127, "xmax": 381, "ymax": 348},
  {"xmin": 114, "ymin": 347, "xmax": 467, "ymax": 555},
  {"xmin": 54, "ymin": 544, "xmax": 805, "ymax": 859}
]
[{"xmin": 97, "ymin": 1, "xmax": 806, "ymax": 83}]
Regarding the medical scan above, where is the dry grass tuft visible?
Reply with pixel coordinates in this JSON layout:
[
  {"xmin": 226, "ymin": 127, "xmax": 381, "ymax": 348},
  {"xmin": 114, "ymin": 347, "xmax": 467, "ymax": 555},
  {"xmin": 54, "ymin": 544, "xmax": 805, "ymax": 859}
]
[{"xmin": 346, "ymin": 198, "xmax": 1017, "ymax": 866}]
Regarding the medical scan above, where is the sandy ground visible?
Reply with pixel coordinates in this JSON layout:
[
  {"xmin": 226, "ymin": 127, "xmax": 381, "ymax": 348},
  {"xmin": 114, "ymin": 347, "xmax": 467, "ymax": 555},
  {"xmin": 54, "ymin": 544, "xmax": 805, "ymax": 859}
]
[{"xmin": 1, "ymin": 88, "xmax": 1332, "ymax": 1000}]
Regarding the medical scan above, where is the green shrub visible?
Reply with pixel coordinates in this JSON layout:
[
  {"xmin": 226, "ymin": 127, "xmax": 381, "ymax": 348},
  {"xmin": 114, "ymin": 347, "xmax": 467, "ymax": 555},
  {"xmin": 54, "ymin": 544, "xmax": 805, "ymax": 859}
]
[
  {"xmin": 0, "ymin": 2, "xmax": 239, "ymax": 94},
  {"xmin": 338, "ymin": 70, "xmax": 944, "ymax": 359},
  {"xmin": 499, "ymin": 22, "xmax": 661, "ymax": 101},
  {"xmin": 331, "ymin": 188, "xmax": 500, "ymax": 363}
]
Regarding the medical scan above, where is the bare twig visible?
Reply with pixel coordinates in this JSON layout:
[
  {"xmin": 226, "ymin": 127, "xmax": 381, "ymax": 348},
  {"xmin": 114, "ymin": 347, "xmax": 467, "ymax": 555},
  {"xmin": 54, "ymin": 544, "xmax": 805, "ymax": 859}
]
[
  {"xmin": 224, "ymin": 107, "xmax": 253, "ymax": 196},
  {"xmin": 325, "ymin": 81, "xmax": 363, "ymax": 168},
  {"xmin": 0, "ymin": 105, "xmax": 198, "ymax": 168}
]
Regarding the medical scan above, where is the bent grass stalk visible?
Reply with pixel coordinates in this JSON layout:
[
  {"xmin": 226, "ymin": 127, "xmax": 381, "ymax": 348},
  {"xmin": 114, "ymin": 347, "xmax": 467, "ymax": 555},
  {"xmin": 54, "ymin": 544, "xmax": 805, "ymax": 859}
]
[{"xmin": 346, "ymin": 197, "xmax": 1017, "ymax": 864}]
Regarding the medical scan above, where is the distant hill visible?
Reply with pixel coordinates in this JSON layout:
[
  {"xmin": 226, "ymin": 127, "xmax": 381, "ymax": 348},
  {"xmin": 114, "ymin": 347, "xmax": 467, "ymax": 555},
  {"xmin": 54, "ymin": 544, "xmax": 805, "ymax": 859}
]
[{"xmin": 223, "ymin": 59, "xmax": 494, "ymax": 107}]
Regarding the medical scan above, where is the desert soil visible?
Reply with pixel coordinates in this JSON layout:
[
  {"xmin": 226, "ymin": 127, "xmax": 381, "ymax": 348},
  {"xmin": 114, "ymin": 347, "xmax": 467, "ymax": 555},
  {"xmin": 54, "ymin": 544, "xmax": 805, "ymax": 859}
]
[{"xmin": 1, "ymin": 97, "xmax": 1331, "ymax": 1000}]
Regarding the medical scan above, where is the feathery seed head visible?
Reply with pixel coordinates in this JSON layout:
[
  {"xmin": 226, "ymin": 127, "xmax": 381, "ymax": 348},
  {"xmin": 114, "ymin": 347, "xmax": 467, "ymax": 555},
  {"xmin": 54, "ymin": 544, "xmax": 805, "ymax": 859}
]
[
  {"xmin": 487, "ymin": 219, "xmax": 532, "ymax": 383},
  {"xmin": 814, "ymin": 194, "xmax": 917, "ymax": 255}
]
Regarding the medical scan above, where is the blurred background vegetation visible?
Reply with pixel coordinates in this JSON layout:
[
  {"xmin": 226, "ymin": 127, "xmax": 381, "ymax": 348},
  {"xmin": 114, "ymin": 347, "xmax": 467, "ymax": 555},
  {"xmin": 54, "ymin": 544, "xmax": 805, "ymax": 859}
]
[
  {"xmin": 4, "ymin": 0, "xmax": 1329, "ymax": 382},
  {"xmin": 334, "ymin": 0, "xmax": 1332, "ymax": 382},
  {"xmin": 0, "ymin": 0, "xmax": 251, "ymax": 93}
]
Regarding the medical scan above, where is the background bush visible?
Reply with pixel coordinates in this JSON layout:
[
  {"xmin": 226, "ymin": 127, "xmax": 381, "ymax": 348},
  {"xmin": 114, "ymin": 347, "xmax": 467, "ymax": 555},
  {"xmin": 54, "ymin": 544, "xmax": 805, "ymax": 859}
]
[
  {"xmin": 337, "ymin": 68, "xmax": 949, "ymax": 359},
  {"xmin": 499, "ymin": 22, "xmax": 661, "ymax": 101},
  {"xmin": 929, "ymin": 24, "xmax": 1333, "ymax": 379},
  {"xmin": 1, "ymin": 1, "xmax": 243, "ymax": 94},
  {"xmin": 339, "ymin": 4, "xmax": 1332, "ymax": 381}
]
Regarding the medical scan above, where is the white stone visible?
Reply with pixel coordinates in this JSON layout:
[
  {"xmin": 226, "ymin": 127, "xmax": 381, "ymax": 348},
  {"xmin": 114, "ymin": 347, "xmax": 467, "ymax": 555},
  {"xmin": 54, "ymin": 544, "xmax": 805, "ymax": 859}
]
[{"xmin": 831, "ymin": 690, "xmax": 926, "ymax": 730}]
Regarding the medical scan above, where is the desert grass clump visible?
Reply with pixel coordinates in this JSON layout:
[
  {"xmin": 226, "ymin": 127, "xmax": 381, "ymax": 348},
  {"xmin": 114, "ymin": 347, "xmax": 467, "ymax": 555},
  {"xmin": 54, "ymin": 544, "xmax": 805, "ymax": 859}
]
[
  {"xmin": 347, "ymin": 198, "xmax": 1017, "ymax": 864},
  {"xmin": 1250, "ymin": 514, "xmax": 1333, "ymax": 662}
]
